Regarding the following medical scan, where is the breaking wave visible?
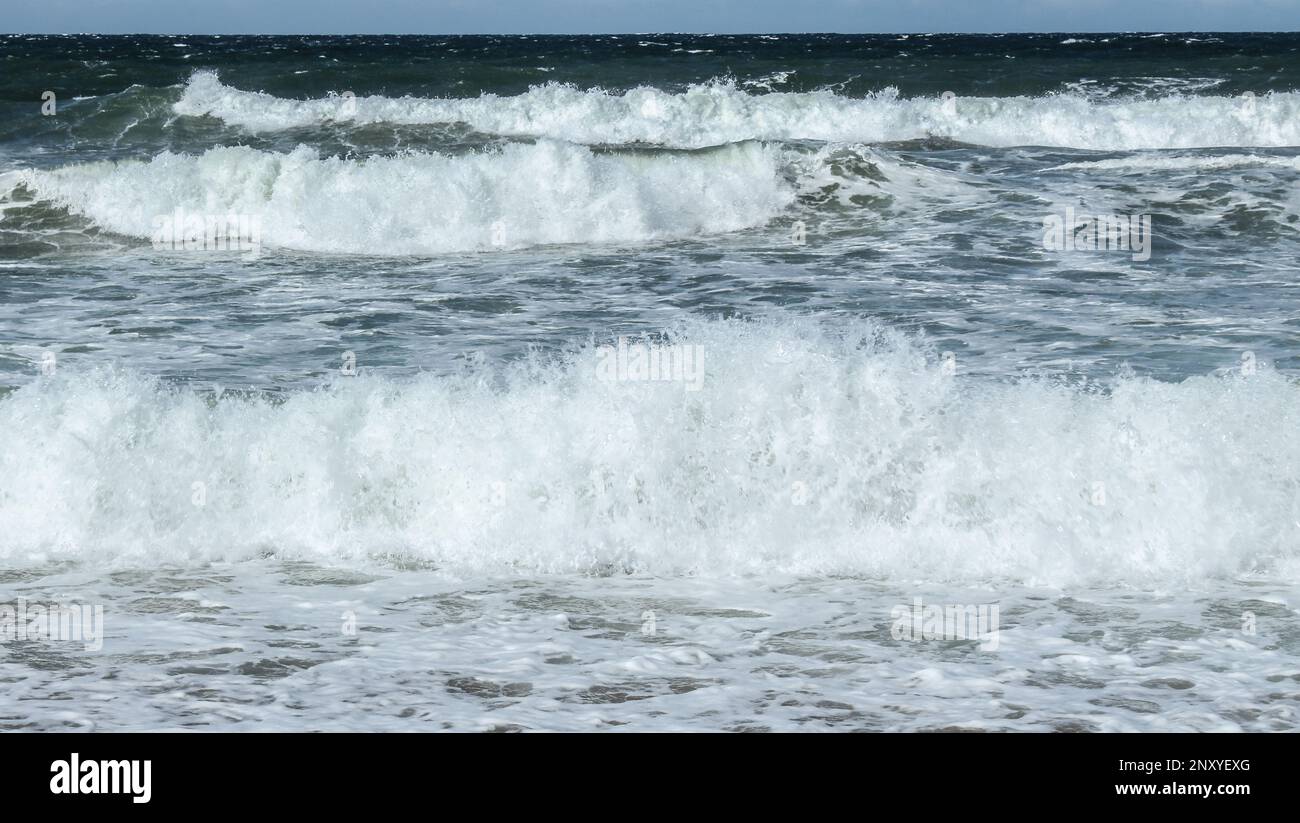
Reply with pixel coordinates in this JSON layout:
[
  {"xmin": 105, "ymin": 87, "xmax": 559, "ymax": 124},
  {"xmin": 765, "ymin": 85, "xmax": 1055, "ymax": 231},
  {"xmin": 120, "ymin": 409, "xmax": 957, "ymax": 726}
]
[
  {"xmin": 5, "ymin": 140, "xmax": 797, "ymax": 253},
  {"xmin": 175, "ymin": 70, "xmax": 1300, "ymax": 150},
  {"xmin": 3, "ymin": 318, "xmax": 1297, "ymax": 586}
]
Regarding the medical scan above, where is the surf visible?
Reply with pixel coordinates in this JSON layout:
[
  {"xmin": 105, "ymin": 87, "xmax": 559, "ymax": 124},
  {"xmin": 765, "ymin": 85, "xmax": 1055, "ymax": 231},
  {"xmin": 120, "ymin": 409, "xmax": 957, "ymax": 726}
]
[
  {"xmin": 7, "ymin": 140, "xmax": 798, "ymax": 254},
  {"xmin": 175, "ymin": 69, "xmax": 1300, "ymax": 150},
  {"xmin": 2, "ymin": 317, "xmax": 1297, "ymax": 586}
]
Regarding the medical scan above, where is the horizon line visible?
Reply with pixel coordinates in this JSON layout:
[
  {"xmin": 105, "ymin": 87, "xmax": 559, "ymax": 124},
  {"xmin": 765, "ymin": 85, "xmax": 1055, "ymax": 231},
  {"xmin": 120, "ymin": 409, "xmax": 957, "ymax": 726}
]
[{"xmin": 4, "ymin": 30, "xmax": 1300, "ymax": 37}]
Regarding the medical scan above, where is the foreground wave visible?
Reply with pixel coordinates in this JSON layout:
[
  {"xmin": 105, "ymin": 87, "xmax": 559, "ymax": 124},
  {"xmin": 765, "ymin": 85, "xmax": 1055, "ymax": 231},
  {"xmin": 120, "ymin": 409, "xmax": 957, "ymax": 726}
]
[
  {"xmin": 176, "ymin": 70, "xmax": 1300, "ymax": 150},
  {"xmin": 3, "ymin": 318, "xmax": 1296, "ymax": 585}
]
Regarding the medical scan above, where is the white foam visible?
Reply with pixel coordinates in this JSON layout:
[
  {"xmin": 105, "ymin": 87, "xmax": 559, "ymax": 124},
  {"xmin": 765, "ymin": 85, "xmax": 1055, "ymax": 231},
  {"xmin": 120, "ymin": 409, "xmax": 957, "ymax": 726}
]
[
  {"xmin": 0, "ymin": 170, "xmax": 22, "ymax": 200},
  {"xmin": 175, "ymin": 70, "xmax": 1300, "ymax": 150},
  {"xmin": 12, "ymin": 141, "xmax": 796, "ymax": 253},
  {"xmin": 2, "ymin": 318, "xmax": 1296, "ymax": 586},
  {"xmin": 1048, "ymin": 154, "xmax": 1300, "ymax": 172}
]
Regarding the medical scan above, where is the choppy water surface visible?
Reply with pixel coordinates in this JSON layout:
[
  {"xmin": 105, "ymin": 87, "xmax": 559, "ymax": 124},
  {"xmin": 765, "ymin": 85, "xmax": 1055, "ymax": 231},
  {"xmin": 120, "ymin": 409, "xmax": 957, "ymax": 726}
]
[{"xmin": 1, "ymin": 34, "xmax": 1299, "ymax": 730}]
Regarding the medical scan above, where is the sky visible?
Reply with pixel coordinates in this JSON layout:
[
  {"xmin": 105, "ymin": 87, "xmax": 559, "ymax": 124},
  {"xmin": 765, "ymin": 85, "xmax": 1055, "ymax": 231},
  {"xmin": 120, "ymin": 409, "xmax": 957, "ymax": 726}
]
[{"xmin": 3, "ymin": 0, "xmax": 1298, "ymax": 34}]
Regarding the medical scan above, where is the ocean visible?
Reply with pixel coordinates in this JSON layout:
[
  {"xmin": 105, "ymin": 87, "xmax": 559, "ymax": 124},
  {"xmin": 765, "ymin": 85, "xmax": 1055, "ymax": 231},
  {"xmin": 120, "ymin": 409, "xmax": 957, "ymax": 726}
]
[{"xmin": 1, "ymin": 32, "xmax": 1298, "ymax": 731}]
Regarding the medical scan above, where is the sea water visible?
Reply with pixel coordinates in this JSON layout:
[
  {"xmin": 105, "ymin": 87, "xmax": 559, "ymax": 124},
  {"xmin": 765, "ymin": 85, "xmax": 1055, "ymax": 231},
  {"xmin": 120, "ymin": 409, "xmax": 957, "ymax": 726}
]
[{"xmin": 1, "ymin": 33, "xmax": 1298, "ymax": 731}]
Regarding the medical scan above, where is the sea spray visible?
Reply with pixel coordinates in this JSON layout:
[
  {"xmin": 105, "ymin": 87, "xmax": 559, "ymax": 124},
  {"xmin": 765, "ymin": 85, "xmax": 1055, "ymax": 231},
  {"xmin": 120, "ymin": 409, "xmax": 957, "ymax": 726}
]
[
  {"xmin": 14, "ymin": 141, "xmax": 796, "ymax": 253},
  {"xmin": 176, "ymin": 70, "xmax": 1300, "ymax": 150},
  {"xmin": 1, "ymin": 318, "xmax": 1296, "ymax": 586}
]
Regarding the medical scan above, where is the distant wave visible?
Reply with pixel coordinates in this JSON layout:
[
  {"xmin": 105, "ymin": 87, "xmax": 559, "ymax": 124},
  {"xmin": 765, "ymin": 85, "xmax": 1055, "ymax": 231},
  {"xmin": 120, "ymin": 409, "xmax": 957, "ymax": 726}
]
[
  {"xmin": 2, "ymin": 317, "xmax": 1297, "ymax": 585},
  {"xmin": 175, "ymin": 70, "xmax": 1300, "ymax": 150}
]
